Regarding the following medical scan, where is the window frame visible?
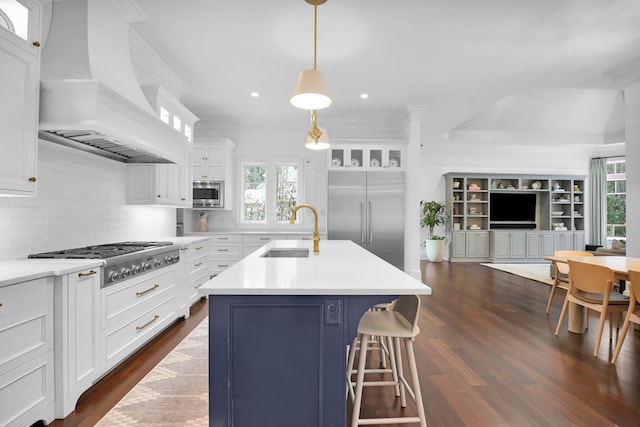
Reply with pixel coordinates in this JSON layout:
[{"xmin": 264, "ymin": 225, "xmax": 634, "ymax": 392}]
[{"xmin": 239, "ymin": 159, "xmax": 304, "ymax": 225}]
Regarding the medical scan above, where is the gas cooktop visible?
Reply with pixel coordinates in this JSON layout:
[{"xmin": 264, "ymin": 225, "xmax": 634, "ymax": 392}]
[{"xmin": 28, "ymin": 241, "xmax": 173, "ymax": 259}]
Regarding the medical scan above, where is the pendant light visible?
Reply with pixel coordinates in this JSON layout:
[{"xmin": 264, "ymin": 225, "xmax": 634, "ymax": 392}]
[
  {"xmin": 290, "ymin": 0, "xmax": 332, "ymax": 110},
  {"xmin": 305, "ymin": 110, "xmax": 330, "ymax": 150}
]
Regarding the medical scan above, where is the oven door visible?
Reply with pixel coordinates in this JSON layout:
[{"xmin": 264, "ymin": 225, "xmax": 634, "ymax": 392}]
[{"xmin": 193, "ymin": 181, "xmax": 223, "ymax": 208}]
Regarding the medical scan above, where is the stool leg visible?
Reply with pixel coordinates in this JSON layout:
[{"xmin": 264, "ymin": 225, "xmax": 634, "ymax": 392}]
[
  {"xmin": 351, "ymin": 333, "xmax": 370, "ymax": 427},
  {"xmin": 346, "ymin": 338, "xmax": 358, "ymax": 402},
  {"xmin": 377, "ymin": 335, "xmax": 387, "ymax": 368},
  {"xmin": 405, "ymin": 338, "xmax": 427, "ymax": 427},
  {"xmin": 387, "ymin": 335, "xmax": 400, "ymax": 396},
  {"xmin": 393, "ymin": 336, "xmax": 407, "ymax": 407}
]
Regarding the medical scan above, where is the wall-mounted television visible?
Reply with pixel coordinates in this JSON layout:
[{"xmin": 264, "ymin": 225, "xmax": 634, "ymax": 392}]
[{"xmin": 490, "ymin": 193, "xmax": 536, "ymax": 225}]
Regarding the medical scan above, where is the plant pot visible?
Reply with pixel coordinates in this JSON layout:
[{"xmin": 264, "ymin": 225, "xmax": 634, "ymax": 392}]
[{"xmin": 425, "ymin": 238, "xmax": 446, "ymax": 262}]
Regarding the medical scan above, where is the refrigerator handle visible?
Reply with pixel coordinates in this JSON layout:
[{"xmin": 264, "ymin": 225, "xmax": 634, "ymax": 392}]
[
  {"xmin": 368, "ymin": 201, "xmax": 373, "ymax": 243},
  {"xmin": 360, "ymin": 201, "xmax": 365, "ymax": 244}
]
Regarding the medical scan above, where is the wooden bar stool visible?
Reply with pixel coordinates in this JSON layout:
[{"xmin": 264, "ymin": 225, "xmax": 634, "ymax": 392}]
[{"xmin": 346, "ymin": 295, "xmax": 427, "ymax": 426}]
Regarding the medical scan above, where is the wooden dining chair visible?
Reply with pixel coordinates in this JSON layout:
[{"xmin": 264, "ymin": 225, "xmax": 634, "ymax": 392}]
[
  {"xmin": 546, "ymin": 250, "xmax": 594, "ymax": 314},
  {"xmin": 611, "ymin": 270, "xmax": 640, "ymax": 364},
  {"xmin": 554, "ymin": 260, "xmax": 630, "ymax": 358}
]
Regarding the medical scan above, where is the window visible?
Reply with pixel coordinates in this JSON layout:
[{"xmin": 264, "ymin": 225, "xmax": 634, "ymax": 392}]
[
  {"xmin": 160, "ymin": 107, "xmax": 170, "ymax": 124},
  {"xmin": 606, "ymin": 158, "xmax": 626, "ymax": 240},
  {"xmin": 241, "ymin": 161, "xmax": 302, "ymax": 223},
  {"xmin": 173, "ymin": 116, "xmax": 182, "ymax": 132},
  {"xmin": 0, "ymin": 0, "xmax": 29, "ymax": 40},
  {"xmin": 184, "ymin": 124, "xmax": 192, "ymax": 142}
]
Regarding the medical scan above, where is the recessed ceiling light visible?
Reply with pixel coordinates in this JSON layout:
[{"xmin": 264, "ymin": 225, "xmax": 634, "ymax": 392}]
[
  {"xmin": 250, "ymin": 92, "xmax": 260, "ymax": 98},
  {"xmin": 360, "ymin": 93, "xmax": 369, "ymax": 99}
]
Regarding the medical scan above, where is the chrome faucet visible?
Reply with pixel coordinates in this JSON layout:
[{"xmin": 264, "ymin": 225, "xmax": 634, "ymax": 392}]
[{"xmin": 290, "ymin": 204, "xmax": 320, "ymax": 254}]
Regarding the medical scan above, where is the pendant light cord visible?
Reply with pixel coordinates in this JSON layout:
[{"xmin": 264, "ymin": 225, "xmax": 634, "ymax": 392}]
[{"xmin": 313, "ymin": 0, "xmax": 318, "ymax": 70}]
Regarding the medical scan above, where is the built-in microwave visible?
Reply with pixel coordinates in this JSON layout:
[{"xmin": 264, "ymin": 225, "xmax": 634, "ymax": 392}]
[{"xmin": 193, "ymin": 180, "xmax": 224, "ymax": 208}]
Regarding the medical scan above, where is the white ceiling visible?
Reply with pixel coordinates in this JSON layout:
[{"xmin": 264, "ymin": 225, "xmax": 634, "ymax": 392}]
[{"xmin": 130, "ymin": 0, "xmax": 640, "ymax": 143}]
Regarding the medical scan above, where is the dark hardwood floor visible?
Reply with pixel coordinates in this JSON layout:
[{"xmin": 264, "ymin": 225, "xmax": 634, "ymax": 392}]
[{"xmin": 49, "ymin": 262, "xmax": 640, "ymax": 426}]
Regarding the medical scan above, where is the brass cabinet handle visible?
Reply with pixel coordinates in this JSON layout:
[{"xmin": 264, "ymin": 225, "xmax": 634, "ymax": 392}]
[
  {"xmin": 202, "ymin": 157, "xmax": 208, "ymax": 160},
  {"xmin": 194, "ymin": 262, "xmax": 203, "ymax": 267},
  {"xmin": 33, "ymin": 41, "xmax": 40, "ymax": 47},
  {"xmin": 136, "ymin": 315, "xmax": 159, "ymax": 331},
  {"xmin": 29, "ymin": 177, "xmax": 37, "ymax": 182},
  {"xmin": 217, "ymin": 237, "xmax": 228, "ymax": 240},
  {"xmin": 181, "ymin": 247, "xmax": 188, "ymax": 251},
  {"xmin": 218, "ymin": 264, "xmax": 229, "ymax": 268},
  {"xmin": 78, "ymin": 270, "xmax": 97, "ymax": 277},
  {"xmin": 195, "ymin": 283, "xmax": 202, "ymax": 289},
  {"xmin": 260, "ymin": 237, "xmax": 270, "ymax": 240},
  {"xmin": 218, "ymin": 248, "xmax": 228, "ymax": 252},
  {"xmin": 195, "ymin": 246, "xmax": 204, "ymax": 250},
  {"xmin": 136, "ymin": 284, "xmax": 159, "ymax": 297},
  {"xmin": 181, "ymin": 197, "xmax": 186, "ymax": 201}
]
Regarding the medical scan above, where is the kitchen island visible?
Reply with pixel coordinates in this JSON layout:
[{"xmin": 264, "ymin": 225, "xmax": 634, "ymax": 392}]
[{"xmin": 198, "ymin": 239, "xmax": 431, "ymax": 427}]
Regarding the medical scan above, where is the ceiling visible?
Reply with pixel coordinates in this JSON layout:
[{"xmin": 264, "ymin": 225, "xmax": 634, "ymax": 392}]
[{"xmin": 130, "ymin": 0, "xmax": 640, "ymax": 143}]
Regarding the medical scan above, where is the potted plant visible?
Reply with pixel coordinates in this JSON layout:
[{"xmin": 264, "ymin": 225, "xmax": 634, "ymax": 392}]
[{"xmin": 420, "ymin": 200, "xmax": 449, "ymax": 262}]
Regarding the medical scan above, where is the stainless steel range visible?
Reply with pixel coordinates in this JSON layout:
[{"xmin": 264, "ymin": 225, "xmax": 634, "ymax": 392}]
[{"xmin": 28, "ymin": 241, "xmax": 179, "ymax": 287}]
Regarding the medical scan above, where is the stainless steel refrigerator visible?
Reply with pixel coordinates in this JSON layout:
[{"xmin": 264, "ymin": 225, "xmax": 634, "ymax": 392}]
[{"xmin": 328, "ymin": 170, "xmax": 405, "ymax": 270}]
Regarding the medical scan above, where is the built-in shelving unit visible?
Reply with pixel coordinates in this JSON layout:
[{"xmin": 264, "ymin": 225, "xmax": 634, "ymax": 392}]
[{"xmin": 444, "ymin": 173, "xmax": 586, "ymax": 262}]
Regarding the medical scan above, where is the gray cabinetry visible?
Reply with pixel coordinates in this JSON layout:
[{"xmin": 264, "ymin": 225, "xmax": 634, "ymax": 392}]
[{"xmin": 446, "ymin": 173, "xmax": 586, "ymax": 262}]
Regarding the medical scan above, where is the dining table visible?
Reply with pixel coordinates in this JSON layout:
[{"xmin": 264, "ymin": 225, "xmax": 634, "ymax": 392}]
[{"xmin": 544, "ymin": 255, "xmax": 640, "ymax": 333}]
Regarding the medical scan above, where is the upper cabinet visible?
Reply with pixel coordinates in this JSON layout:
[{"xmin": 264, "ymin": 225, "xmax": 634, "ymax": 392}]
[
  {"xmin": 127, "ymin": 147, "xmax": 193, "ymax": 207},
  {"xmin": 193, "ymin": 138, "xmax": 235, "ymax": 210},
  {"xmin": 329, "ymin": 144, "xmax": 403, "ymax": 170},
  {"xmin": 0, "ymin": 0, "xmax": 41, "ymax": 196}
]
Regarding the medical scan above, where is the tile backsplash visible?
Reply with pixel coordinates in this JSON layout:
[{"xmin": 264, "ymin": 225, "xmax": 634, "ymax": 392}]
[{"xmin": 0, "ymin": 142, "xmax": 176, "ymax": 262}]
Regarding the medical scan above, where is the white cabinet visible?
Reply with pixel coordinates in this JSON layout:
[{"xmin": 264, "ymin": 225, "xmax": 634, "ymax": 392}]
[
  {"xmin": 100, "ymin": 267, "xmax": 178, "ymax": 373},
  {"xmin": 208, "ymin": 234, "xmax": 243, "ymax": 277},
  {"xmin": 465, "ymin": 232, "xmax": 489, "ymax": 259},
  {"xmin": 329, "ymin": 144, "xmax": 403, "ymax": 169},
  {"xmin": 193, "ymin": 138, "xmax": 235, "ymax": 210},
  {"xmin": 0, "ymin": 276, "xmax": 54, "ymax": 426},
  {"xmin": 127, "ymin": 151, "xmax": 192, "ymax": 207},
  {"xmin": 53, "ymin": 267, "xmax": 101, "ymax": 418},
  {"xmin": 177, "ymin": 239, "xmax": 209, "ymax": 317},
  {"xmin": 0, "ymin": 0, "xmax": 41, "ymax": 196},
  {"xmin": 491, "ymin": 231, "xmax": 526, "ymax": 260}
]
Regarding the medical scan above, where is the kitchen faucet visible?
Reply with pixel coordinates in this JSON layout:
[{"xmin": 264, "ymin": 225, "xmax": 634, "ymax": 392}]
[{"xmin": 290, "ymin": 204, "xmax": 320, "ymax": 254}]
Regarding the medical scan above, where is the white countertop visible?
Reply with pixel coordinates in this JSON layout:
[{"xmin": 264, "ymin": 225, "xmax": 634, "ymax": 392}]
[
  {"xmin": 198, "ymin": 240, "xmax": 431, "ymax": 296},
  {"xmin": 0, "ymin": 259, "xmax": 105, "ymax": 287}
]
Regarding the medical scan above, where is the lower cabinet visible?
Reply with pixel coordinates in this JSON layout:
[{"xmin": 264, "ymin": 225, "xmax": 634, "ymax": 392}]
[
  {"xmin": 54, "ymin": 267, "xmax": 101, "ymax": 419},
  {"xmin": 0, "ymin": 277, "xmax": 55, "ymax": 426},
  {"xmin": 208, "ymin": 234, "xmax": 243, "ymax": 277},
  {"xmin": 489, "ymin": 231, "xmax": 586, "ymax": 262},
  {"xmin": 451, "ymin": 231, "xmax": 489, "ymax": 260},
  {"xmin": 177, "ymin": 239, "xmax": 210, "ymax": 318},
  {"xmin": 100, "ymin": 267, "xmax": 178, "ymax": 374}
]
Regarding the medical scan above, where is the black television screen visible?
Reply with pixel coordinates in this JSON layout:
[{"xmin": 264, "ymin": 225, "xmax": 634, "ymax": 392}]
[{"xmin": 490, "ymin": 193, "xmax": 536, "ymax": 222}]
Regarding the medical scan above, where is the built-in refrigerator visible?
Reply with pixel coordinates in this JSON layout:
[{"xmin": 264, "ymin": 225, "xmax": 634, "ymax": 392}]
[{"xmin": 327, "ymin": 170, "xmax": 405, "ymax": 270}]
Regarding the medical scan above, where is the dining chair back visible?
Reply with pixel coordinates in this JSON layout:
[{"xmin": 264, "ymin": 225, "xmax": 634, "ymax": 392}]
[
  {"xmin": 546, "ymin": 250, "xmax": 594, "ymax": 314},
  {"xmin": 554, "ymin": 260, "xmax": 630, "ymax": 358},
  {"xmin": 611, "ymin": 270, "xmax": 640, "ymax": 364}
]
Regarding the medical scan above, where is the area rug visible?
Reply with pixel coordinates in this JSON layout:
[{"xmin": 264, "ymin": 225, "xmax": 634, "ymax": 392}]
[
  {"xmin": 96, "ymin": 318, "xmax": 209, "ymax": 426},
  {"xmin": 481, "ymin": 263, "xmax": 559, "ymax": 287}
]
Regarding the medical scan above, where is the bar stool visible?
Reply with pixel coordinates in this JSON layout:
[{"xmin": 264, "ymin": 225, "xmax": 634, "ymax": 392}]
[{"xmin": 346, "ymin": 295, "xmax": 427, "ymax": 427}]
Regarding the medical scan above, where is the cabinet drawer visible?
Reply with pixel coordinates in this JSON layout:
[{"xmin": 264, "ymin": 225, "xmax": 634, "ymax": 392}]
[
  {"xmin": 102, "ymin": 296, "xmax": 177, "ymax": 369},
  {"xmin": 0, "ymin": 277, "xmax": 52, "ymax": 320},
  {"xmin": 209, "ymin": 234, "xmax": 242, "ymax": 243},
  {"xmin": 187, "ymin": 244, "xmax": 209, "ymax": 261},
  {"xmin": 190, "ymin": 272, "xmax": 211, "ymax": 292},
  {"xmin": 210, "ymin": 243, "xmax": 242, "ymax": 259},
  {"xmin": 243, "ymin": 234, "xmax": 284, "ymax": 244},
  {"xmin": 101, "ymin": 267, "xmax": 177, "ymax": 325},
  {"xmin": 0, "ymin": 351, "xmax": 54, "ymax": 427},
  {"xmin": 0, "ymin": 305, "xmax": 53, "ymax": 375},
  {"xmin": 210, "ymin": 259, "xmax": 240, "ymax": 276}
]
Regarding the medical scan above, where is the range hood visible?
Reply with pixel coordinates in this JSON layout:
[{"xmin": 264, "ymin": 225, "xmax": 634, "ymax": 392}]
[{"xmin": 38, "ymin": 0, "xmax": 186, "ymax": 164}]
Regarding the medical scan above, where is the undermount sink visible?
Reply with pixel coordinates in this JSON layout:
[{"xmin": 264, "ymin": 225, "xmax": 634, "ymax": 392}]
[{"xmin": 260, "ymin": 248, "xmax": 310, "ymax": 258}]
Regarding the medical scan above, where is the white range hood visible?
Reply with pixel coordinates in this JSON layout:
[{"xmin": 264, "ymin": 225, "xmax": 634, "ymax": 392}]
[{"xmin": 39, "ymin": 0, "xmax": 186, "ymax": 164}]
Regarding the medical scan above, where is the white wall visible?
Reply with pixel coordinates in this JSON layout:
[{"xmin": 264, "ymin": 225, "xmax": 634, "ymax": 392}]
[
  {"xmin": 418, "ymin": 137, "xmax": 601, "ymax": 244},
  {"xmin": 0, "ymin": 141, "xmax": 176, "ymax": 262}
]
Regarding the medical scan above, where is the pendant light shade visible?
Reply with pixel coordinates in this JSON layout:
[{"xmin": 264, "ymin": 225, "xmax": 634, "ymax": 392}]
[
  {"xmin": 305, "ymin": 109, "xmax": 330, "ymax": 150},
  {"xmin": 290, "ymin": 0, "xmax": 331, "ymax": 110},
  {"xmin": 291, "ymin": 69, "xmax": 332, "ymax": 110},
  {"xmin": 305, "ymin": 126, "xmax": 330, "ymax": 150}
]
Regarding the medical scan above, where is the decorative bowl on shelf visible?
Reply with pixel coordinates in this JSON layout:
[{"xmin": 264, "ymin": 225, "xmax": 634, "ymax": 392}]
[
  {"xmin": 552, "ymin": 211, "xmax": 563, "ymax": 216},
  {"xmin": 531, "ymin": 181, "xmax": 541, "ymax": 190},
  {"xmin": 389, "ymin": 158, "xmax": 399, "ymax": 167},
  {"xmin": 351, "ymin": 158, "xmax": 361, "ymax": 167},
  {"xmin": 370, "ymin": 158, "xmax": 381, "ymax": 167},
  {"xmin": 332, "ymin": 158, "xmax": 342, "ymax": 167}
]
